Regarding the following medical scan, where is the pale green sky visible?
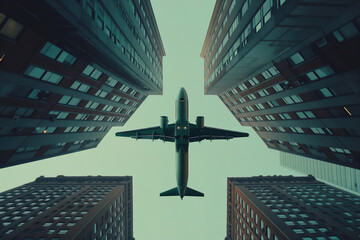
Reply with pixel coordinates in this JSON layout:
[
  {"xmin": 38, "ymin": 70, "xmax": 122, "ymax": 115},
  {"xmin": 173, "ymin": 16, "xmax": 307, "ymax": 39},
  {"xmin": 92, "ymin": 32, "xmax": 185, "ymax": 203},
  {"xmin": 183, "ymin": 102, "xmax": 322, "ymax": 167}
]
[{"xmin": 0, "ymin": 0, "xmax": 301, "ymax": 239}]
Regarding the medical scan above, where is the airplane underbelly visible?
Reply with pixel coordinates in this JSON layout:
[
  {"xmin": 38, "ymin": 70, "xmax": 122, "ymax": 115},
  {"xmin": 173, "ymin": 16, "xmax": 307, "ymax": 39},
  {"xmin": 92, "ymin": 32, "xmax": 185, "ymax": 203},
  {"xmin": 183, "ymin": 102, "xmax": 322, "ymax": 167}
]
[{"xmin": 176, "ymin": 146, "xmax": 188, "ymax": 189}]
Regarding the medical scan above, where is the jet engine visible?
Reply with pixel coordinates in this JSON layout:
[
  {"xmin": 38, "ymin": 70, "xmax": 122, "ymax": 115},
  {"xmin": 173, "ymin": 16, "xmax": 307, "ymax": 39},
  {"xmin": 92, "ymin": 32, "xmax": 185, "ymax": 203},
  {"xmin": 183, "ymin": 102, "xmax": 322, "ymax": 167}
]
[
  {"xmin": 196, "ymin": 116, "xmax": 204, "ymax": 128},
  {"xmin": 160, "ymin": 116, "xmax": 168, "ymax": 129}
]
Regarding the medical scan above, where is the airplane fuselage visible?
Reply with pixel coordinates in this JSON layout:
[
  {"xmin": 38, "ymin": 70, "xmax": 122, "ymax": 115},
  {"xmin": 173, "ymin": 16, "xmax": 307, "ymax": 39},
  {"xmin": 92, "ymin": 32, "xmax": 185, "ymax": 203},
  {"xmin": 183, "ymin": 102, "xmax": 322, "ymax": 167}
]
[{"xmin": 175, "ymin": 88, "xmax": 190, "ymax": 199}]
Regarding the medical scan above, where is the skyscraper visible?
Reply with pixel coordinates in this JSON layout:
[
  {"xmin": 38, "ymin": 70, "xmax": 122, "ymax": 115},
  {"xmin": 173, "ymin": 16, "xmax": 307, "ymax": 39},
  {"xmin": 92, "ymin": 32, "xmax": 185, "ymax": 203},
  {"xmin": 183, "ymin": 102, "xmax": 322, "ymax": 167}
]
[
  {"xmin": 280, "ymin": 151, "xmax": 360, "ymax": 195},
  {"xmin": 226, "ymin": 175, "xmax": 360, "ymax": 240},
  {"xmin": 0, "ymin": 0, "xmax": 165, "ymax": 168},
  {"xmin": 201, "ymin": 0, "xmax": 360, "ymax": 169},
  {"xmin": 0, "ymin": 175, "xmax": 134, "ymax": 240}
]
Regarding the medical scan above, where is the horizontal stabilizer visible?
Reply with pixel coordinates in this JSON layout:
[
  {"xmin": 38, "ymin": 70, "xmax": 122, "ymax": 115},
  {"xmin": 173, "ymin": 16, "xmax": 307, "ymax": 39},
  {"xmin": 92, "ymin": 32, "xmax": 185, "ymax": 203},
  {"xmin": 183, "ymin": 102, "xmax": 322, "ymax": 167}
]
[
  {"xmin": 185, "ymin": 187, "xmax": 204, "ymax": 197},
  {"xmin": 160, "ymin": 187, "xmax": 179, "ymax": 197}
]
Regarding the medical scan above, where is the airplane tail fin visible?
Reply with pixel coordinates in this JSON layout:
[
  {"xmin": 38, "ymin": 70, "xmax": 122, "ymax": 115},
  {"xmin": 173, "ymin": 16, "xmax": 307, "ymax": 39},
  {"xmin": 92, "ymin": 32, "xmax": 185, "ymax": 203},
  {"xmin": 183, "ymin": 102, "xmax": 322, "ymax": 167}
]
[
  {"xmin": 185, "ymin": 187, "xmax": 204, "ymax": 197},
  {"xmin": 160, "ymin": 187, "xmax": 179, "ymax": 197}
]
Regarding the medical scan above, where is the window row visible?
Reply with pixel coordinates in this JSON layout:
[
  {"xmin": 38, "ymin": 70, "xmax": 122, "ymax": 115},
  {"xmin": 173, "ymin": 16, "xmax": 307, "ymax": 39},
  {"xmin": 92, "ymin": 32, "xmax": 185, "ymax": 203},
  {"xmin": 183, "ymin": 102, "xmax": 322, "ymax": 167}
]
[
  {"xmin": 205, "ymin": 0, "xmax": 275, "ymax": 88},
  {"xmin": 83, "ymin": 0, "xmax": 162, "ymax": 87}
]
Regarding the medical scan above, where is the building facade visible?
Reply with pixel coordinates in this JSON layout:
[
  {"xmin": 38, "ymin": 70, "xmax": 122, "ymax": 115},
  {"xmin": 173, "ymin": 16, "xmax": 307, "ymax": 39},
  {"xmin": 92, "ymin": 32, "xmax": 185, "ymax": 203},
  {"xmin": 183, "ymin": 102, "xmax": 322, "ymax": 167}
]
[
  {"xmin": 0, "ymin": 175, "xmax": 134, "ymax": 240},
  {"xmin": 226, "ymin": 175, "xmax": 360, "ymax": 240},
  {"xmin": 280, "ymin": 151, "xmax": 360, "ymax": 195},
  {"xmin": 201, "ymin": 0, "xmax": 360, "ymax": 169},
  {"xmin": 0, "ymin": 0, "xmax": 165, "ymax": 168}
]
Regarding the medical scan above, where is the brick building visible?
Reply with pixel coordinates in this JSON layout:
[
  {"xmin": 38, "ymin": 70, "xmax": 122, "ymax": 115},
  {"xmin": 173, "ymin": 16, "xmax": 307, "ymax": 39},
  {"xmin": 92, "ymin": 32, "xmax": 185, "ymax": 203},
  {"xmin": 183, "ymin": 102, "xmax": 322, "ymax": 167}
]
[
  {"xmin": 201, "ymin": 0, "xmax": 360, "ymax": 169},
  {"xmin": 0, "ymin": 0, "xmax": 165, "ymax": 168},
  {"xmin": 226, "ymin": 175, "xmax": 360, "ymax": 240},
  {"xmin": 0, "ymin": 175, "xmax": 134, "ymax": 239}
]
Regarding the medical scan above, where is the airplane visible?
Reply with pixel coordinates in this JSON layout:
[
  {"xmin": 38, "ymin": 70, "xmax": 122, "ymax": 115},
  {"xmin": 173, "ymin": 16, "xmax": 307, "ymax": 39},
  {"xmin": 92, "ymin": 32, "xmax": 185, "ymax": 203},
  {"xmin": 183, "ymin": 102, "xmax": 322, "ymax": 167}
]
[{"xmin": 115, "ymin": 88, "xmax": 249, "ymax": 199}]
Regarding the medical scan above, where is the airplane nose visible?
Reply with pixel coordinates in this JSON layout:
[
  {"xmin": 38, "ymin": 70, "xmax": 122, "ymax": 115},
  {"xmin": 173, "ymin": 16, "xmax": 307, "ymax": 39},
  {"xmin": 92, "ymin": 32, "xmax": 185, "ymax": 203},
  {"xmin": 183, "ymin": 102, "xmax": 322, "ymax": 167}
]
[
  {"xmin": 179, "ymin": 87, "xmax": 185, "ymax": 96},
  {"xmin": 179, "ymin": 87, "xmax": 187, "ymax": 99}
]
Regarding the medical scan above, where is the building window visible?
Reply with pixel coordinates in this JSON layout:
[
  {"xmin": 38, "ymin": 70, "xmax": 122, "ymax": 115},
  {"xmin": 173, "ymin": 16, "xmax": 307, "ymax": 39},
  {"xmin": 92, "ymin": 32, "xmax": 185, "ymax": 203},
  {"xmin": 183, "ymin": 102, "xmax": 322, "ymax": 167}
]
[
  {"xmin": 55, "ymin": 142, "xmax": 66, "ymax": 147},
  {"xmin": 276, "ymin": 127, "xmax": 286, "ymax": 132},
  {"xmin": 49, "ymin": 111, "xmax": 69, "ymax": 119},
  {"xmin": 231, "ymin": 88, "xmax": 238, "ymax": 94},
  {"xmin": 306, "ymin": 66, "xmax": 334, "ymax": 81},
  {"xmin": 262, "ymin": 66, "xmax": 279, "ymax": 79},
  {"xmin": 82, "ymin": 65, "xmax": 102, "ymax": 80},
  {"xmin": 25, "ymin": 66, "xmax": 63, "ymax": 84},
  {"xmin": 265, "ymin": 114, "xmax": 275, "ymax": 120},
  {"xmin": 306, "ymin": 228, "xmax": 316, "ymax": 233},
  {"xmin": 74, "ymin": 140, "xmax": 84, "ymax": 145},
  {"xmin": 238, "ymin": 83, "xmax": 247, "ymax": 91},
  {"xmin": 64, "ymin": 127, "xmax": 79, "ymax": 133},
  {"xmin": 310, "ymin": 127, "xmax": 325, "ymax": 134},
  {"xmin": 318, "ymin": 88, "xmax": 336, "ymax": 98},
  {"xmin": 267, "ymin": 227, "xmax": 271, "ymax": 239},
  {"xmin": 70, "ymin": 81, "xmax": 91, "ymax": 93},
  {"xmin": 102, "ymin": 105, "xmax": 114, "ymax": 112},
  {"xmin": 245, "ymin": 106, "xmax": 254, "ymax": 112},
  {"xmin": 42, "ymin": 71, "xmax": 63, "ymax": 84},
  {"xmin": 333, "ymin": 22, "xmax": 359, "ymax": 41},
  {"xmin": 93, "ymin": 115, "xmax": 105, "ymax": 121},
  {"xmin": 248, "ymin": 77, "xmax": 259, "ymax": 86},
  {"xmin": 329, "ymin": 147, "xmax": 351, "ymax": 154},
  {"xmin": 258, "ymin": 89, "xmax": 269, "ymax": 97},
  {"xmin": 289, "ymin": 127, "xmax": 304, "ymax": 133},
  {"xmin": 58, "ymin": 96, "xmax": 81, "ymax": 106},
  {"xmin": 308, "ymin": 220, "xmax": 318, "ymax": 225},
  {"xmin": 119, "ymin": 85, "xmax": 130, "ymax": 93},
  {"xmin": 248, "ymin": 94, "xmax": 257, "ymax": 100},
  {"xmin": 58, "ymin": 229, "xmax": 68, "ymax": 234},
  {"xmin": 290, "ymin": 52, "xmax": 304, "ymax": 65},
  {"xmin": 106, "ymin": 77, "xmax": 118, "ymax": 87},
  {"xmin": 297, "ymin": 220, "xmax": 306, "ymax": 226},
  {"xmin": 272, "ymin": 84, "xmax": 283, "ymax": 92},
  {"xmin": 267, "ymin": 100, "xmax": 279, "ymax": 108},
  {"xmin": 84, "ymin": 126, "xmax": 95, "ymax": 132},
  {"xmin": 40, "ymin": 42, "xmax": 77, "ymax": 66},
  {"xmin": 34, "ymin": 127, "xmax": 57, "ymax": 134},
  {"xmin": 255, "ymin": 103, "xmax": 265, "ymax": 110},
  {"xmin": 0, "ymin": 17, "xmax": 23, "ymax": 39},
  {"xmin": 111, "ymin": 95, "xmax": 122, "ymax": 102},
  {"xmin": 95, "ymin": 90, "xmax": 108, "ymax": 98},
  {"xmin": 279, "ymin": 113, "xmax": 292, "ymax": 120},
  {"xmin": 85, "ymin": 101, "xmax": 99, "ymax": 109},
  {"xmin": 296, "ymin": 111, "xmax": 315, "ymax": 119},
  {"xmin": 282, "ymin": 95, "xmax": 303, "ymax": 104},
  {"xmin": 261, "ymin": 70, "xmax": 272, "ymax": 79},
  {"xmin": 75, "ymin": 113, "xmax": 90, "ymax": 120},
  {"xmin": 293, "ymin": 229, "xmax": 304, "ymax": 234},
  {"xmin": 27, "ymin": 89, "xmax": 42, "ymax": 99}
]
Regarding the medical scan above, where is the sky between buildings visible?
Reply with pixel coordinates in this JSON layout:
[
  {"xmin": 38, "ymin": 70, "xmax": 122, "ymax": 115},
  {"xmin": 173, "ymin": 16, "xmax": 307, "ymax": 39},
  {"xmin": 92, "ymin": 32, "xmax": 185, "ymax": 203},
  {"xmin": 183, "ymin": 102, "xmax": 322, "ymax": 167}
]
[{"xmin": 0, "ymin": 0, "xmax": 301, "ymax": 239}]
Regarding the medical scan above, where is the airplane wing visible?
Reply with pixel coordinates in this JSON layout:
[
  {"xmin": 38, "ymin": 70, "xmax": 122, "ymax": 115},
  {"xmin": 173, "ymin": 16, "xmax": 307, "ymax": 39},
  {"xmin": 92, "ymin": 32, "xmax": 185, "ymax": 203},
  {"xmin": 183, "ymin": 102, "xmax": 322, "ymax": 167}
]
[
  {"xmin": 115, "ymin": 124, "xmax": 175, "ymax": 142},
  {"xmin": 188, "ymin": 124, "xmax": 248, "ymax": 142}
]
